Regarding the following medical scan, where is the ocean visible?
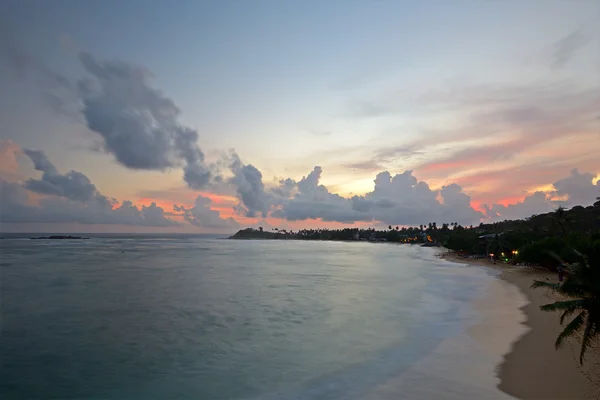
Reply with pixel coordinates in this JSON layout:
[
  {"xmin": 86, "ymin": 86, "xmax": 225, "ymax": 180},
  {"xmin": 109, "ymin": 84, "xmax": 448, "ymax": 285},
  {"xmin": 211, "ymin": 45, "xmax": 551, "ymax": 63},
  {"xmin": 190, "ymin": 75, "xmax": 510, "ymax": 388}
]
[{"xmin": 0, "ymin": 234, "xmax": 527, "ymax": 399}]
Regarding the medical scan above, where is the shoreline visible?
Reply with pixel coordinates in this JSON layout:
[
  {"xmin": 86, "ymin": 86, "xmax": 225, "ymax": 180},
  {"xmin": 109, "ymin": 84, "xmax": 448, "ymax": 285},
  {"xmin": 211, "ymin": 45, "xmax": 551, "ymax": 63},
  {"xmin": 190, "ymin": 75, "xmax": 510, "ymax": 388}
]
[{"xmin": 441, "ymin": 252, "xmax": 600, "ymax": 399}]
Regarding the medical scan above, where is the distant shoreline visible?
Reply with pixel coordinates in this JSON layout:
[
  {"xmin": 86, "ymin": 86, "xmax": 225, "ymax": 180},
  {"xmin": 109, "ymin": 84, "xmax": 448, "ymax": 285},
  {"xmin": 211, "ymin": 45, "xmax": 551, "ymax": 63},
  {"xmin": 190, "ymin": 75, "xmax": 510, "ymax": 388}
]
[{"xmin": 441, "ymin": 251, "xmax": 600, "ymax": 399}]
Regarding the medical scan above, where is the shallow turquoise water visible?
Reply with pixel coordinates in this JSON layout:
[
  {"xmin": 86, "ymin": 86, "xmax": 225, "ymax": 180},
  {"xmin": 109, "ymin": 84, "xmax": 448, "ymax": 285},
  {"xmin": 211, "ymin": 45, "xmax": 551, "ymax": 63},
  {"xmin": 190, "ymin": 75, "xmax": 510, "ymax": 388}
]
[{"xmin": 1, "ymin": 236, "xmax": 502, "ymax": 399}]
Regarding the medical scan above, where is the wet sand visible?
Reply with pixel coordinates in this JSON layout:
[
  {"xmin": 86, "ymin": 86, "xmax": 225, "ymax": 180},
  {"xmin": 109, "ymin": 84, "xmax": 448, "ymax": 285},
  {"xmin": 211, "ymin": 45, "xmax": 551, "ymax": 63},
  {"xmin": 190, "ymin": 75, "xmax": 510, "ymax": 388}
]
[{"xmin": 442, "ymin": 252, "xmax": 600, "ymax": 400}]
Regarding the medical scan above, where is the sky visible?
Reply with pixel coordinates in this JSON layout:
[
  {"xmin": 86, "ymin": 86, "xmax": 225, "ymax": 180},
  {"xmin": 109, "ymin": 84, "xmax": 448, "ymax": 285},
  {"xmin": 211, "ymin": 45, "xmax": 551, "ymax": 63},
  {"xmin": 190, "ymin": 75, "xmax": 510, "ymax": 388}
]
[{"xmin": 0, "ymin": 0, "xmax": 599, "ymax": 233}]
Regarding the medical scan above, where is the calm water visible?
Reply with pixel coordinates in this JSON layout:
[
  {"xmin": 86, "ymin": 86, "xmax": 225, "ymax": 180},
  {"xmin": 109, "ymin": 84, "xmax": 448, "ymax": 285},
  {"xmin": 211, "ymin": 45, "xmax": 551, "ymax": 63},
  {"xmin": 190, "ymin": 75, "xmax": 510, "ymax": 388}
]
[{"xmin": 0, "ymin": 235, "xmax": 518, "ymax": 399}]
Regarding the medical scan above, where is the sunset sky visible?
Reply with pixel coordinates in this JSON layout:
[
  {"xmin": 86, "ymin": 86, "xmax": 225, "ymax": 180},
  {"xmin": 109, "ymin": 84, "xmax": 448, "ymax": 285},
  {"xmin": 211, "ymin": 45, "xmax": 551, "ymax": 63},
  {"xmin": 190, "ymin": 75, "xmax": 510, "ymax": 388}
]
[{"xmin": 1, "ymin": 0, "xmax": 599, "ymax": 233}]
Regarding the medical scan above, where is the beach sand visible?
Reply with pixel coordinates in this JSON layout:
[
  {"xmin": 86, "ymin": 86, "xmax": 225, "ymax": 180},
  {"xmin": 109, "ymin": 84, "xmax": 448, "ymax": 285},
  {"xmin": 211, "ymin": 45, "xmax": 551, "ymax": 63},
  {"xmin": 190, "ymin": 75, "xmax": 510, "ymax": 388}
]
[{"xmin": 442, "ymin": 252, "xmax": 600, "ymax": 400}]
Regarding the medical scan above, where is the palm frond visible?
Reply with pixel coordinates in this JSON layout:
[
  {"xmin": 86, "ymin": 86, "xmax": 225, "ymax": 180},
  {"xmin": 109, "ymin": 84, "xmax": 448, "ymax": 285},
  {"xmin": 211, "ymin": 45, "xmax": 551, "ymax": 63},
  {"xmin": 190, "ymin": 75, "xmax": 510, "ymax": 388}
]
[
  {"xmin": 540, "ymin": 299, "xmax": 584, "ymax": 312},
  {"xmin": 555, "ymin": 311, "xmax": 586, "ymax": 349},
  {"xmin": 579, "ymin": 318, "xmax": 597, "ymax": 364},
  {"xmin": 560, "ymin": 307, "xmax": 580, "ymax": 325}
]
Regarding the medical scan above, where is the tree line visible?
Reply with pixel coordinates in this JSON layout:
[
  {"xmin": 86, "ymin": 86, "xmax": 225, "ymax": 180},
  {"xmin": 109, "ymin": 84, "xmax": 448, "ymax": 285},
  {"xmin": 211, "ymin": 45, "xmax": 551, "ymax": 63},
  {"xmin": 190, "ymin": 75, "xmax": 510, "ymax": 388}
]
[{"xmin": 230, "ymin": 198, "xmax": 600, "ymax": 362}]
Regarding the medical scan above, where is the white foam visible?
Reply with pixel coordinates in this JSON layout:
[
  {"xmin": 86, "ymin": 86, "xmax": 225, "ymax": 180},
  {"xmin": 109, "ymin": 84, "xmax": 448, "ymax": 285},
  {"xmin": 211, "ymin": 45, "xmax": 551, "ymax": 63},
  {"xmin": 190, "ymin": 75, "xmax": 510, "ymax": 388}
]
[{"xmin": 364, "ymin": 275, "xmax": 529, "ymax": 400}]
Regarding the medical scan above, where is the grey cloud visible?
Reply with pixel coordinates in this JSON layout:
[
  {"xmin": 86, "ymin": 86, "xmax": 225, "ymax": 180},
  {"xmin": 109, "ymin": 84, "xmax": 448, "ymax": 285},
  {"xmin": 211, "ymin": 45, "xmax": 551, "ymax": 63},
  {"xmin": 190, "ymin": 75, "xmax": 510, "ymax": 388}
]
[
  {"xmin": 1, "ymin": 150, "xmax": 178, "ymax": 227},
  {"xmin": 271, "ymin": 166, "xmax": 372, "ymax": 223},
  {"xmin": 23, "ymin": 149, "xmax": 104, "ymax": 203},
  {"xmin": 271, "ymin": 178, "xmax": 296, "ymax": 199},
  {"xmin": 23, "ymin": 149, "xmax": 58, "ymax": 174},
  {"xmin": 484, "ymin": 192, "xmax": 554, "ymax": 221},
  {"xmin": 0, "ymin": 29, "xmax": 79, "ymax": 118},
  {"xmin": 268, "ymin": 166, "xmax": 483, "ymax": 226},
  {"xmin": 362, "ymin": 171, "xmax": 482, "ymax": 226},
  {"xmin": 342, "ymin": 144, "xmax": 422, "ymax": 174},
  {"xmin": 552, "ymin": 169, "xmax": 600, "ymax": 207},
  {"xmin": 344, "ymin": 160, "xmax": 384, "ymax": 172},
  {"xmin": 4, "ymin": 44, "xmax": 215, "ymax": 189},
  {"xmin": 174, "ymin": 195, "xmax": 239, "ymax": 229},
  {"xmin": 552, "ymin": 30, "xmax": 589, "ymax": 69},
  {"xmin": 0, "ymin": 31, "xmax": 71, "ymax": 91},
  {"xmin": 483, "ymin": 168, "xmax": 600, "ymax": 222},
  {"xmin": 228, "ymin": 152, "xmax": 272, "ymax": 218},
  {"xmin": 297, "ymin": 166, "xmax": 323, "ymax": 195},
  {"xmin": 77, "ymin": 53, "xmax": 212, "ymax": 188},
  {"xmin": 0, "ymin": 179, "xmax": 177, "ymax": 227}
]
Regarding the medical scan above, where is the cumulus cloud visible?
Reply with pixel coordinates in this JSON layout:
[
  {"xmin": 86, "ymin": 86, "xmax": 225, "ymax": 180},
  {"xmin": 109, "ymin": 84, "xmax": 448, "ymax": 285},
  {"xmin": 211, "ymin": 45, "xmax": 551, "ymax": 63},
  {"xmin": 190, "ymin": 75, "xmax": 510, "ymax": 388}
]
[
  {"xmin": 552, "ymin": 169, "xmax": 600, "ymax": 206},
  {"xmin": 268, "ymin": 167, "xmax": 482, "ymax": 226},
  {"xmin": 23, "ymin": 149, "xmax": 108, "ymax": 204},
  {"xmin": 484, "ymin": 192, "xmax": 554, "ymax": 221},
  {"xmin": 2, "ymin": 38, "xmax": 213, "ymax": 188},
  {"xmin": 0, "ymin": 149, "xmax": 177, "ymax": 227},
  {"xmin": 361, "ymin": 171, "xmax": 482, "ymax": 225},
  {"xmin": 272, "ymin": 166, "xmax": 373, "ymax": 223},
  {"xmin": 236, "ymin": 163, "xmax": 597, "ymax": 227},
  {"xmin": 228, "ymin": 152, "xmax": 271, "ymax": 217},
  {"xmin": 174, "ymin": 195, "xmax": 239, "ymax": 229},
  {"xmin": 77, "ymin": 53, "xmax": 212, "ymax": 189},
  {"xmin": 483, "ymin": 169, "xmax": 599, "ymax": 221},
  {"xmin": 0, "ymin": 181, "xmax": 178, "ymax": 227}
]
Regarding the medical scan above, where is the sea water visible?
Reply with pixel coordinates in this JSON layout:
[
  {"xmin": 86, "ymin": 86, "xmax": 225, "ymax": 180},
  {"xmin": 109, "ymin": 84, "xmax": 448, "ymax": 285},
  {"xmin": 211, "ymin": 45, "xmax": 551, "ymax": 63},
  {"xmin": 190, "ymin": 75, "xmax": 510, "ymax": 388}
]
[{"xmin": 0, "ymin": 235, "xmax": 526, "ymax": 399}]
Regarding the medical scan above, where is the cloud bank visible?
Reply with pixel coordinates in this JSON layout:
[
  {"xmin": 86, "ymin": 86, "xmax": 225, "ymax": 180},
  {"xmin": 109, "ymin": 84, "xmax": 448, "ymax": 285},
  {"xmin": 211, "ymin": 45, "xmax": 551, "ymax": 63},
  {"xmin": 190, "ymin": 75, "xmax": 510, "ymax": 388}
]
[
  {"xmin": 1, "ymin": 139, "xmax": 598, "ymax": 230},
  {"xmin": 228, "ymin": 162, "xmax": 599, "ymax": 226},
  {"xmin": 1, "ymin": 145, "xmax": 177, "ymax": 227}
]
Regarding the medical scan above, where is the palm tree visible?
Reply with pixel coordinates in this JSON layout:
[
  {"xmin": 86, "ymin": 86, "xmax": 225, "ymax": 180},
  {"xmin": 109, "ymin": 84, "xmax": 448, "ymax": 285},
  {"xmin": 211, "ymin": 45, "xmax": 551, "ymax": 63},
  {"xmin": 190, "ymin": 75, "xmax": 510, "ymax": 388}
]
[
  {"xmin": 531, "ymin": 245, "xmax": 600, "ymax": 364},
  {"xmin": 551, "ymin": 206, "xmax": 570, "ymax": 238}
]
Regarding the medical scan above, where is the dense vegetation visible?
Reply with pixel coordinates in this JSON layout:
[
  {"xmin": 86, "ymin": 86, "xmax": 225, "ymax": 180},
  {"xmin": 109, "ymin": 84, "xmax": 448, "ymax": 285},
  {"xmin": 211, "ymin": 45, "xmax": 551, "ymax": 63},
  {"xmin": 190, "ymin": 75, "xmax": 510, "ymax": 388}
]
[{"xmin": 231, "ymin": 199, "xmax": 600, "ymax": 269}]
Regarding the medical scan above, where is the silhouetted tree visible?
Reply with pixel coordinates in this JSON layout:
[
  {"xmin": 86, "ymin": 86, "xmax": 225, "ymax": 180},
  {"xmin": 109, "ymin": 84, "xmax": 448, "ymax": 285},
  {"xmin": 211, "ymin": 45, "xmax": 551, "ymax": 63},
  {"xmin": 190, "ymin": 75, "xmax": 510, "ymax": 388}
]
[{"xmin": 532, "ymin": 242, "xmax": 600, "ymax": 364}]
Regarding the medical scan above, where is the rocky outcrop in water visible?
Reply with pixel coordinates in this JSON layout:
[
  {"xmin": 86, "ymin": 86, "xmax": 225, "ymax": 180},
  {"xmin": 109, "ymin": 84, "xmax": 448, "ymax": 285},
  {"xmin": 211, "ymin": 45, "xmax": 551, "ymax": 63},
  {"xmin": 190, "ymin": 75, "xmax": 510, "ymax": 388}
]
[{"xmin": 29, "ymin": 235, "xmax": 90, "ymax": 240}]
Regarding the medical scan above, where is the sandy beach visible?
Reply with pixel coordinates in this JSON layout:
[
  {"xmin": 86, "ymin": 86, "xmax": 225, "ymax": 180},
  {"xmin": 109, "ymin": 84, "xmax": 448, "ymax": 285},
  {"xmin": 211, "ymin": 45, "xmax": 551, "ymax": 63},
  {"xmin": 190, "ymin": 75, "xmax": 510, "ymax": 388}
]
[{"xmin": 442, "ymin": 252, "xmax": 600, "ymax": 400}]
